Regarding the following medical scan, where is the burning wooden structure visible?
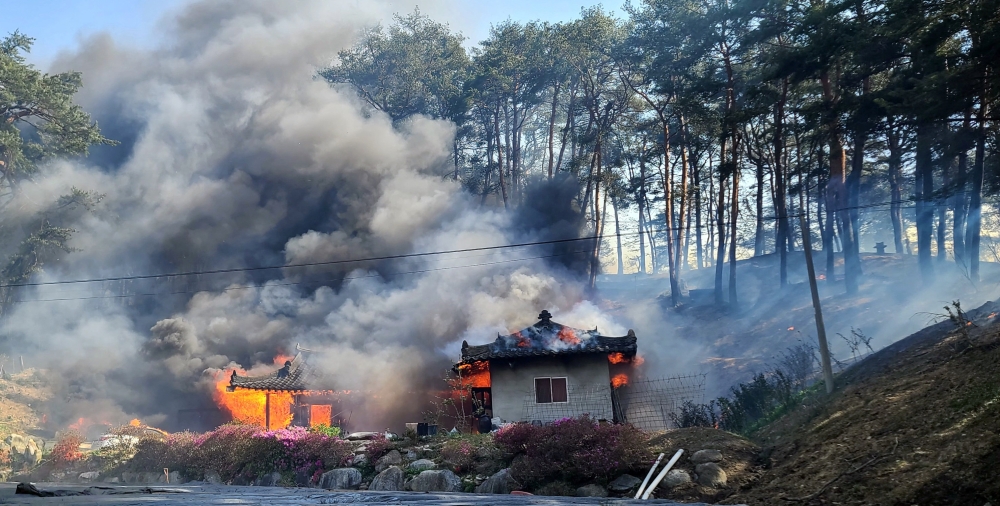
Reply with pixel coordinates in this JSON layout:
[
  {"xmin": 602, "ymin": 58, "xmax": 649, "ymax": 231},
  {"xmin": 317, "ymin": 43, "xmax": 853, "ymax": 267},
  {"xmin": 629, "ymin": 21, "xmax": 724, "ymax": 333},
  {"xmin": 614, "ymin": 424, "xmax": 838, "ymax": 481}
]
[
  {"xmin": 456, "ymin": 310, "xmax": 639, "ymax": 426},
  {"xmin": 224, "ymin": 348, "xmax": 341, "ymax": 430}
]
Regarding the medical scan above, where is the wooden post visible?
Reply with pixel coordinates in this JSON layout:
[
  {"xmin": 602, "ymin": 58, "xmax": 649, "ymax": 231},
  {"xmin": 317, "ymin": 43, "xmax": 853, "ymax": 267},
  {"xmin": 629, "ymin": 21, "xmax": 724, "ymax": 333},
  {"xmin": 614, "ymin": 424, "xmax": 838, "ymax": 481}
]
[
  {"xmin": 799, "ymin": 177, "xmax": 835, "ymax": 394},
  {"xmin": 265, "ymin": 392, "xmax": 271, "ymax": 430}
]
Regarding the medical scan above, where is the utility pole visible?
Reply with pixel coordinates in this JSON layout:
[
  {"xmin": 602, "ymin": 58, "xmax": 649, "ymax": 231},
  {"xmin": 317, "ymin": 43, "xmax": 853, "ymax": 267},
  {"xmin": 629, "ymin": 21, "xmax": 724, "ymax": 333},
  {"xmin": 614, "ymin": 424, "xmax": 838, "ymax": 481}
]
[{"xmin": 799, "ymin": 177, "xmax": 835, "ymax": 394}]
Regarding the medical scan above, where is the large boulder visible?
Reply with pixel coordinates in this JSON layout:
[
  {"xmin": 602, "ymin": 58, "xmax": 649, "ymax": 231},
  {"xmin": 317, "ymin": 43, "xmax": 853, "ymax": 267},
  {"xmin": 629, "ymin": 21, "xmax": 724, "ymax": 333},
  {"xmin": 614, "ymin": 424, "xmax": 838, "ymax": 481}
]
[
  {"xmin": 475, "ymin": 469, "xmax": 519, "ymax": 494},
  {"xmin": 408, "ymin": 459, "xmax": 435, "ymax": 471},
  {"xmin": 375, "ymin": 450, "xmax": 402, "ymax": 472},
  {"xmin": 255, "ymin": 472, "xmax": 282, "ymax": 487},
  {"xmin": 608, "ymin": 474, "xmax": 642, "ymax": 492},
  {"xmin": 351, "ymin": 454, "xmax": 368, "ymax": 467},
  {"xmin": 319, "ymin": 468, "xmax": 362, "ymax": 490},
  {"xmin": 406, "ymin": 470, "xmax": 461, "ymax": 492},
  {"xmin": 690, "ymin": 449, "xmax": 724, "ymax": 464},
  {"xmin": 345, "ymin": 432, "xmax": 380, "ymax": 441},
  {"xmin": 662, "ymin": 469, "xmax": 692, "ymax": 488},
  {"xmin": 695, "ymin": 463, "xmax": 727, "ymax": 488},
  {"xmin": 576, "ymin": 484, "xmax": 609, "ymax": 497},
  {"xmin": 79, "ymin": 472, "xmax": 100, "ymax": 481},
  {"xmin": 203, "ymin": 470, "xmax": 223, "ymax": 485},
  {"xmin": 4, "ymin": 435, "xmax": 40, "ymax": 467},
  {"xmin": 369, "ymin": 466, "xmax": 404, "ymax": 491}
]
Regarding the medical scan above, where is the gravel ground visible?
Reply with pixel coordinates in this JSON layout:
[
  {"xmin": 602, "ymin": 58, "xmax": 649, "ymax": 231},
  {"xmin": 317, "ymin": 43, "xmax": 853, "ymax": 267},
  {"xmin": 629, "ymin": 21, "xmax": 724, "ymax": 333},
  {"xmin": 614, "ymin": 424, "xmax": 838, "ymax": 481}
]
[{"xmin": 0, "ymin": 483, "xmax": 743, "ymax": 505}]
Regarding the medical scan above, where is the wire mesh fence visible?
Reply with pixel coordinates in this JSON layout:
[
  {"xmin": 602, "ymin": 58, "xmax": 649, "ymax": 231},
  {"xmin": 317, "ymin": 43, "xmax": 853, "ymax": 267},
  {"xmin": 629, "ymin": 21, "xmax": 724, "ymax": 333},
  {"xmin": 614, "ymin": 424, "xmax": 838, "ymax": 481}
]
[
  {"xmin": 518, "ymin": 374, "xmax": 706, "ymax": 431},
  {"xmin": 614, "ymin": 374, "xmax": 707, "ymax": 431}
]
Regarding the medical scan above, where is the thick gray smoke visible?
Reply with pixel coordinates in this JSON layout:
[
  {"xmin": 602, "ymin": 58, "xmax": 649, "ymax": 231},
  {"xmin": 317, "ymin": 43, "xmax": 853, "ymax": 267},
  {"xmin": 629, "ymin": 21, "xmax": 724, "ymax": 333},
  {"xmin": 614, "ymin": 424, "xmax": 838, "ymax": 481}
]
[{"xmin": 0, "ymin": 0, "xmax": 653, "ymax": 432}]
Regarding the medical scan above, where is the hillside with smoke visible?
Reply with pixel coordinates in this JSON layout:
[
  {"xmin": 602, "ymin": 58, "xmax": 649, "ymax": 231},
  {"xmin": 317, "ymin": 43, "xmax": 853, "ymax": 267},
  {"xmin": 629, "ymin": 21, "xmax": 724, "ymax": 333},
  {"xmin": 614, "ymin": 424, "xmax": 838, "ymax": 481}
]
[{"xmin": 0, "ymin": 0, "xmax": 646, "ymax": 431}]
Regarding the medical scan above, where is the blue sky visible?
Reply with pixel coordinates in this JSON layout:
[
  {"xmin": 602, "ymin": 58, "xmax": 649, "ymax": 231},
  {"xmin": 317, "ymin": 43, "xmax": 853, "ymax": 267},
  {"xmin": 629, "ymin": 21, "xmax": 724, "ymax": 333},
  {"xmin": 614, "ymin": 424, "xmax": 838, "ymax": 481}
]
[{"xmin": 1, "ymin": 1, "xmax": 625, "ymax": 69}]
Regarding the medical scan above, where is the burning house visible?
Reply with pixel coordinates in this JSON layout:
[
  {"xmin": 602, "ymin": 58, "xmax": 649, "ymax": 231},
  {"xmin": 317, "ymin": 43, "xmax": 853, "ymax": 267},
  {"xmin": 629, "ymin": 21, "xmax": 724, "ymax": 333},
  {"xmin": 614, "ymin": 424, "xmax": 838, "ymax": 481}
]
[
  {"xmin": 224, "ymin": 347, "xmax": 341, "ymax": 430},
  {"xmin": 457, "ymin": 310, "xmax": 638, "ymax": 426}
]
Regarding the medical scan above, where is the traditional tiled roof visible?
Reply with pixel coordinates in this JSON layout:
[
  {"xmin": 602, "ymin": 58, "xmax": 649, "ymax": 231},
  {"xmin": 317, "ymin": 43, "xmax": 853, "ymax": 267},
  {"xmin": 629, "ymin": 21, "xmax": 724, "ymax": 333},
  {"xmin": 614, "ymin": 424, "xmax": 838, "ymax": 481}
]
[
  {"xmin": 229, "ymin": 349, "xmax": 333, "ymax": 392},
  {"xmin": 459, "ymin": 310, "xmax": 637, "ymax": 364}
]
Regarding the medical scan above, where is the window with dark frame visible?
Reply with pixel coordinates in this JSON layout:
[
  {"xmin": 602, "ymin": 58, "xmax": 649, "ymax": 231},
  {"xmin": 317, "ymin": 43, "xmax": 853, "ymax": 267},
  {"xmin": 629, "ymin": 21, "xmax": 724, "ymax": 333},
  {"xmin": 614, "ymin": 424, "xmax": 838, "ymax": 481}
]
[{"xmin": 534, "ymin": 377, "xmax": 568, "ymax": 404}]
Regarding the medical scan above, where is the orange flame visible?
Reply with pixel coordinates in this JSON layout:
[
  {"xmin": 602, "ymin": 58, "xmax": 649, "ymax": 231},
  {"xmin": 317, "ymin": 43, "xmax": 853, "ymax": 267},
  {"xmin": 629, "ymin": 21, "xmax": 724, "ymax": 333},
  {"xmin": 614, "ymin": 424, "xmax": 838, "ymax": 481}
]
[
  {"xmin": 456, "ymin": 361, "xmax": 491, "ymax": 388},
  {"xmin": 989, "ymin": 312, "xmax": 997, "ymax": 319},
  {"xmin": 608, "ymin": 353, "xmax": 645, "ymax": 366},
  {"xmin": 213, "ymin": 366, "xmax": 293, "ymax": 429},
  {"xmin": 273, "ymin": 354, "xmax": 294, "ymax": 366},
  {"xmin": 129, "ymin": 419, "xmax": 141, "ymax": 427},
  {"xmin": 611, "ymin": 374, "xmax": 629, "ymax": 388},
  {"xmin": 309, "ymin": 405, "xmax": 332, "ymax": 428},
  {"xmin": 817, "ymin": 274, "xmax": 827, "ymax": 280},
  {"xmin": 557, "ymin": 327, "xmax": 581, "ymax": 346},
  {"xmin": 514, "ymin": 331, "xmax": 531, "ymax": 348},
  {"xmin": 788, "ymin": 326, "xmax": 795, "ymax": 331}
]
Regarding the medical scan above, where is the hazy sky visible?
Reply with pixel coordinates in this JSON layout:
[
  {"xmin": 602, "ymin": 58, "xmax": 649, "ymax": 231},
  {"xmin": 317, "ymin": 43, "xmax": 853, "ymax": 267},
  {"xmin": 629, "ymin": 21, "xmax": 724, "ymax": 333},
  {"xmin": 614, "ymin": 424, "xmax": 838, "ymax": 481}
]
[{"xmin": 1, "ymin": 0, "xmax": 625, "ymax": 69}]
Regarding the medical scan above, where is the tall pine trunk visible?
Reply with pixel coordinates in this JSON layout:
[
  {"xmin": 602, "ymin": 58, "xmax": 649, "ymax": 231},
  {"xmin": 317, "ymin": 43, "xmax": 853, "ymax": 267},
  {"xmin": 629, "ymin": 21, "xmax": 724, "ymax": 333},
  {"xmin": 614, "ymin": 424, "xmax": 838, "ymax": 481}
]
[
  {"xmin": 715, "ymin": 139, "xmax": 728, "ymax": 305},
  {"xmin": 966, "ymin": 89, "xmax": 987, "ymax": 282},
  {"xmin": 887, "ymin": 124, "xmax": 905, "ymax": 254},
  {"xmin": 915, "ymin": 123, "xmax": 935, "ymax": 282}
]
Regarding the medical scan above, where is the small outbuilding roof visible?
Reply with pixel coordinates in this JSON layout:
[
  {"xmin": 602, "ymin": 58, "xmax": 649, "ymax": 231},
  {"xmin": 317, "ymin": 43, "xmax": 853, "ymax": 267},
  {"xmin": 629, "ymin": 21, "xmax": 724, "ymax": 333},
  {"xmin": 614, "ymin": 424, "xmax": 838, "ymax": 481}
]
[
  {"xmin": 228, "ymin": 347, "xmax": 333, "ymax": 392},
  {"xmin": 459, "ymin": 310, "xmax": 637, "ymax": 364}
]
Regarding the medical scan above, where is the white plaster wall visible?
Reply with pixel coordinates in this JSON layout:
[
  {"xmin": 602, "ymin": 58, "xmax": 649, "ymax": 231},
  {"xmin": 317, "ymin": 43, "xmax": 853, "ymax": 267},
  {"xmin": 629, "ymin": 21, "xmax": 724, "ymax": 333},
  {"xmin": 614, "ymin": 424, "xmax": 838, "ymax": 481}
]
[{"xmin": 489, "ymin": 354, "xmax": 612, "ymax": 423}]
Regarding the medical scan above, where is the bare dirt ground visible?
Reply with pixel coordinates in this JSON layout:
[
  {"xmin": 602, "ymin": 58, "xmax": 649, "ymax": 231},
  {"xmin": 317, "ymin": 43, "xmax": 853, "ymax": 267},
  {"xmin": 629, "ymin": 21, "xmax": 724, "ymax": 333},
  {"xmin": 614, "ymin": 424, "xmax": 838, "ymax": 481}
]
[
  {"xmin": 726, "ymin": 299, "xmax": 1000, "ymax": 505},
  {"xmin": 646, "ymin": 427, "xmax": 763, "ymax": 504},
  {"xmin": 0, "ymin": 369, "xmax": 50, "ymax": 440},
  {"xmin": 0, "ymin": 483, "xmax": 737, "ymax": 505}
]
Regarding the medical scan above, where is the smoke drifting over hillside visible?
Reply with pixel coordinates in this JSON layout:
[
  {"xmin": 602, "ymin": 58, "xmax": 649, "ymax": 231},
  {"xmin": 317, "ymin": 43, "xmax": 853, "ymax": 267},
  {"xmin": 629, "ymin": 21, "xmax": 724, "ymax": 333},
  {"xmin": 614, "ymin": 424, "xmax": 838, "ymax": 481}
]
[{"xmin": 1, "ymin": 0, "xmax": 646, "ymax": 430}]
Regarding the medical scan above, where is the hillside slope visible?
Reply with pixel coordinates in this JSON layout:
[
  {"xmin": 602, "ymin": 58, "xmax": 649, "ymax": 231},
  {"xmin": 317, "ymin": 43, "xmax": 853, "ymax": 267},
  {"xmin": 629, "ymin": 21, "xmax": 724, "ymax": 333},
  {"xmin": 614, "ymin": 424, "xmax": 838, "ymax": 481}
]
[{"xmin": 727, "ymin": 299, "xmax": 1000, "ymax": 505}]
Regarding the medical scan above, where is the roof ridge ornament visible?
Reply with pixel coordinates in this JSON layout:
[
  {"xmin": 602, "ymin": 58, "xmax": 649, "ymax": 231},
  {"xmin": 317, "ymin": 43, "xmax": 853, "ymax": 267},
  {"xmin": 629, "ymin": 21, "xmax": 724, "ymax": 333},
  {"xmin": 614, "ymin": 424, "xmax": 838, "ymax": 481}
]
[{"xmin": 538, "ymin": 309, "xmax": 552, "ymax": 322}]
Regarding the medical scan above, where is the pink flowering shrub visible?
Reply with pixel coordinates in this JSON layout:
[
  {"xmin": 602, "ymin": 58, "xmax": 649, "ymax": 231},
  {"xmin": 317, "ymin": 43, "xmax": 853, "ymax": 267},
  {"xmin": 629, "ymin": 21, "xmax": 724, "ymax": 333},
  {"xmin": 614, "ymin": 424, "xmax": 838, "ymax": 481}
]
[
  {"xmin": 124, "ymin": 423, "xmax": 351, "ymax": 484},
  {"xmin": 364, "ymin": 434, "xmax": 393, "ymax": 463},
  {"xmin": 493, "ymin": 416, "xmax": 650, "ymax": 487}
]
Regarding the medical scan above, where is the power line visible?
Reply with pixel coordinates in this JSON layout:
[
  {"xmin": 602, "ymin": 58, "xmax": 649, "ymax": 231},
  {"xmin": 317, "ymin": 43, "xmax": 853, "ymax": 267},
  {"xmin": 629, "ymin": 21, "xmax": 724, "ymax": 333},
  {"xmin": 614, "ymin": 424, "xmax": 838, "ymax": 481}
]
[
  {"xmin": 0, "ymin": 193, "xmax": 984, "ymax": 291},
  {"xmin": 12, "ymin": 249, "xmax": 592, "ymax": 304}
]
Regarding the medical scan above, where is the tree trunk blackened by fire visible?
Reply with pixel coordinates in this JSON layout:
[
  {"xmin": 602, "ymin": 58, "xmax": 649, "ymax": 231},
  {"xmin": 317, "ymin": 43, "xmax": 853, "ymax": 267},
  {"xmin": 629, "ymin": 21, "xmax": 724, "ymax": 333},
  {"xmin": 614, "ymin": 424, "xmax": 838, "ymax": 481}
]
[
  {"xmin": 937, "ymin": 164, "xmax": 947, "ymax": 262},
  {"xmin": 555, "ymin": 84, "xmax": 576, "ymax": 173},
  {"xmin": 494, "ymin": 108, "xmax": 509, "ymax": 210},
  {"xmin": 966, "ymin": 90, "xmax": 987, "ymax": 282},
  {"xmin": 915, "ymin": 123, "xmax": 935, "ymax": 282},
  {"xmin": 613, "ymin": 195, "xmax": 623, "ymax": 275},
  {"xmin": 589, "ymin": 139, "xmax": 604, "ymax": 290},
  {"xmin": 715, "ymin": 139, "xmax": 728, "ymax": 305},
  {"xmin": 847, "ymin": 124, "xmax": 866, "ymax": 284},
  {"xmin": 887, "ymin": 124, "xmax": 905, "ymax": 254}
]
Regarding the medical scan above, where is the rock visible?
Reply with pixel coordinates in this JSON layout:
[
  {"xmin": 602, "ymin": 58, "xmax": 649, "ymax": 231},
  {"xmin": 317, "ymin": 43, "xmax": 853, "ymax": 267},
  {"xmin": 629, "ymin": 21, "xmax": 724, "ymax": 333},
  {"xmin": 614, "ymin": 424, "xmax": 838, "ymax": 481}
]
[
  {"xmin": 405, "ymin": 450, "xmax": 418, "ymax": 460},
  {"xmin": 369, "ymin": 466, "xmax": 404, "ymax": 491},
  {"xmin": 105, "ymin": 477, "xmax": 120, "ymax": 484},
  {"xmin": 576, "ymin": 484, "xmax": 609, "ymax": 497},
  {"xmin": 662, "ymin": 469, "xmax": 692, "ymax": 488},
  {"xmin": 353, "ymin": 444, "xmax": 368, "ymax": 454},
  {"xmin": 695, "ymin": 463, "xmax": 727, "ymax": 488},
  {"xmin": 475, "ymin": 468, "xmax": 519, "ymax": 494},
  {"xmin": 256, "ymin": 472, "xmax": 282, "ymax": 487},
  {"xmin": 375, "ymin": 450, "xmax": 402, "ymax": 472},
  {"xmin": 79, "ymin": 472, "xmax": 100, "ymax": 481},
  {"xmin": 167, "ymin": 471, "xmax": 184, "ymax": 484},
  {"xmin": 346, "ymin": 432, "xmax": 380, "ymax": 441},
  {"xmin": 50, "ymin": 472, "xmax": 66, "ymax": 481},
  {"xmin": 351, "ymin": 454, "xmax": 368, "ymax": 467},
  {"xmin": 120, "ymin": 472, "xmax": 138, "ymax": 484},
  {"xmin": 691, "ymin": 449, "xmax": 724, "ymax": 464},
  {"xmin": 406, "ymin": 470, "xmax": 462, "ymax": 492},
  {"xmin": 408, "ymin": 458, "xmax": 435, "ymax": 471},
  {"xmin": 608, "ymin": 474, "xmax": 642, "ymax": 492},
  {"xmin": 318, "ymin": 468, "xmax": 362, "ymax": 490},
  {"xmin": 204, "ymin": 470, "xmax": 222, "ymax": 485},
  {"xmin": 4, "ymin": 435, "xmax": 41, "ymax": 467}
]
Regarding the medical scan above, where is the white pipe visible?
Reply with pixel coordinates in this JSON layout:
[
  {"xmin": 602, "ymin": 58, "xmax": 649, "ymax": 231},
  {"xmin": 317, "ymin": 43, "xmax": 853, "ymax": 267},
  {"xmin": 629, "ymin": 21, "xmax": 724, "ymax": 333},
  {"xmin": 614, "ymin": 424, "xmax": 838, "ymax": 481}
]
[
  {"xmin": 641, "ymin": 449, "xmax": 684, "ymax": 500},
  {"xmin": 634, "ymin": 452, "xmax": 665, "ymax": 499}
]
